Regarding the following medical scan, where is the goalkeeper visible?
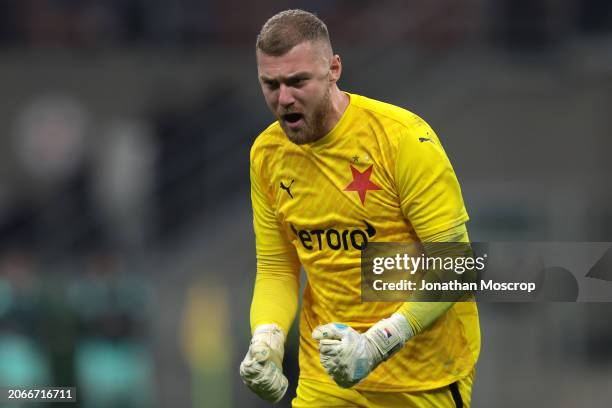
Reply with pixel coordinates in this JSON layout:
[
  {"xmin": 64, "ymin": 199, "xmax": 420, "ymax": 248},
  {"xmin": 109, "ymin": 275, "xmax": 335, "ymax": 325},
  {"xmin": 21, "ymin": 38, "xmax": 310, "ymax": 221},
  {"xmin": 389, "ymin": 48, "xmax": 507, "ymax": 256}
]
[{"xmin": 241, "ymin": 9, "xmax": 480, "ymax": 407}]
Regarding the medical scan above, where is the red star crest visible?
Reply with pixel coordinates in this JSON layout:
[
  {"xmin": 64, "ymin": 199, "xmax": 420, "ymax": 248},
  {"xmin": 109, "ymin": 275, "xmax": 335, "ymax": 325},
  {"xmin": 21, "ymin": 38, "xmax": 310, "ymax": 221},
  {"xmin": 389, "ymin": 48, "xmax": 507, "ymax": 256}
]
[{"xmin": 344, "ymin": 164, "xmax": 381, "ymax": 205}]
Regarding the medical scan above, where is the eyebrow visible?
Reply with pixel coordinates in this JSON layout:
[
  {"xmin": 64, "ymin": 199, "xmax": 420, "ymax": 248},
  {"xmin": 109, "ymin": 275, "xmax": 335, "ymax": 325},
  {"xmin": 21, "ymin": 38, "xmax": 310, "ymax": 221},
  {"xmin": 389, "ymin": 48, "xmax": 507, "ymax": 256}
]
[{"xmin": 260, "ymin": 72, "xmax": 311, "ymax": 83}]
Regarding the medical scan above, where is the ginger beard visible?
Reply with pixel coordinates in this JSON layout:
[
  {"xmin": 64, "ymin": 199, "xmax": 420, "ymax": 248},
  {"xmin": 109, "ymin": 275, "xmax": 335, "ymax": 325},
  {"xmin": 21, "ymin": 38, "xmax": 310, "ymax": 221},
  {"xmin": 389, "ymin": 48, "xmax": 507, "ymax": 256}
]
[{"xmin": 279, "ymin": 84, "xmax": 332, "ymax": 145}]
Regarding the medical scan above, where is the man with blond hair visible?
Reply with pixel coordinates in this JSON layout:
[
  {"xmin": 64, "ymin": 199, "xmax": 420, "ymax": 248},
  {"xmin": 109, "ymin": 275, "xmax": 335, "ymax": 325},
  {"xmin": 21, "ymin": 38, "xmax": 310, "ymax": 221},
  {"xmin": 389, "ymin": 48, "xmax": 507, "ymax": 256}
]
[{"xmin": 240, "ymin": 9, "xmax": 479, "ymax": 407}]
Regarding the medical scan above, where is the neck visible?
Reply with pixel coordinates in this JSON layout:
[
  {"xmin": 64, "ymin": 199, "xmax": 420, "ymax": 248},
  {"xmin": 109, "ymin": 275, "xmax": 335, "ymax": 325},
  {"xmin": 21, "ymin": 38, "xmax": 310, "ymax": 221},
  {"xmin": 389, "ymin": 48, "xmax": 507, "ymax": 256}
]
[{"xmin": 323, "ymin": 86, "xmax": 349, "ymax": 135}]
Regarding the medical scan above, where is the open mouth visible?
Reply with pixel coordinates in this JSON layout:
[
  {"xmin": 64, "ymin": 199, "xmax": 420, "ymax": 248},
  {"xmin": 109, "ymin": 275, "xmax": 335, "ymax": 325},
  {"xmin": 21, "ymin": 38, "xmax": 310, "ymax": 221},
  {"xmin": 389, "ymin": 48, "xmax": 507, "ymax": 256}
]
[{"xmin": 283, "ymin": 113, "xmax": 303, "ymax": 126}]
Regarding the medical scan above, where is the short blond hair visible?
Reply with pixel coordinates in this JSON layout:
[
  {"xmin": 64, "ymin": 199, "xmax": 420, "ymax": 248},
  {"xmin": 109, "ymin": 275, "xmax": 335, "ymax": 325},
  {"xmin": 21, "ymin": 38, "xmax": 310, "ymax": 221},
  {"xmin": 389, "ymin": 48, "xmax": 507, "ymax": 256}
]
[{"xmin": 256, "ymin": 9, "xmax": 332, "ymax": 56}]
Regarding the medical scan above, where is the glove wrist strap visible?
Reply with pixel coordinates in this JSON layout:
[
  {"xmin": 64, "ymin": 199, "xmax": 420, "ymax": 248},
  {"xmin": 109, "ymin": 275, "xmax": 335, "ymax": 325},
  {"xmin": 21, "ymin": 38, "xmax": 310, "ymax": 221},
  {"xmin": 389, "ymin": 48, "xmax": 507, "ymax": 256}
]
[
  {"xmin": 365, "ymin": 313, "xmax": 413, "ymax": 361},
  {"xmin": 251, "ymin": 323, "xmax": 286, "ymax": 367}
]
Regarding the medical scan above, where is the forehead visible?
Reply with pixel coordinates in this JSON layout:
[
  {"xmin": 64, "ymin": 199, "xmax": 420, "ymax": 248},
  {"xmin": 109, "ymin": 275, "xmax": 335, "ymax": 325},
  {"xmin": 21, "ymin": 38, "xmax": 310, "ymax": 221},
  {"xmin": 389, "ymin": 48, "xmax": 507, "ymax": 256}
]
[{"xmin": 257, "ymin": 42, "xmax": 327, "ymax": 79}]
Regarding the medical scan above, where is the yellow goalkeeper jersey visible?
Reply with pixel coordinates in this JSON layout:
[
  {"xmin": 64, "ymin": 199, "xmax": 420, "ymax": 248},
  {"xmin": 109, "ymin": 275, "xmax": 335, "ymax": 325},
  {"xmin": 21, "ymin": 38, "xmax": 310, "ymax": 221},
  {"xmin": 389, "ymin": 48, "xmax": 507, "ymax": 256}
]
[{"xmin": 249, "ymin": 92, "xmax": 480, "ymax": 391}]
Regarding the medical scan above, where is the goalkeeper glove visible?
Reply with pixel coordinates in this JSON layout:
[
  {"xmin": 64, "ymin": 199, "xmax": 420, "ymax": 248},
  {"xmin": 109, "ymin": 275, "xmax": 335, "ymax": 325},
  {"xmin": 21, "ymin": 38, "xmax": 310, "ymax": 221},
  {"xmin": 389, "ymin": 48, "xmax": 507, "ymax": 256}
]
[
  {"xmin": 239, "ymin": 324, "xmax": 288, "ymax": 403},
  {"xmin": 312, "ymin": 313, "xmax": 413, "ymax": 388}
]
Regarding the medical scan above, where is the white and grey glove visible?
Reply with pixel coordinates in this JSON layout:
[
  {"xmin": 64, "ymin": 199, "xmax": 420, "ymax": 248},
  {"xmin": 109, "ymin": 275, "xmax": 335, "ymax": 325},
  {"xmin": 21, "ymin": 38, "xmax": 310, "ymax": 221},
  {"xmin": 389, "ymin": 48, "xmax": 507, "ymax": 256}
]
[
  {"xmin": 312, "ymin": 313, "xmax": 413, "ymax": 388},
  {"xmin": 239, "ymin": 324, "xmax": 288, "ymax": 403}
]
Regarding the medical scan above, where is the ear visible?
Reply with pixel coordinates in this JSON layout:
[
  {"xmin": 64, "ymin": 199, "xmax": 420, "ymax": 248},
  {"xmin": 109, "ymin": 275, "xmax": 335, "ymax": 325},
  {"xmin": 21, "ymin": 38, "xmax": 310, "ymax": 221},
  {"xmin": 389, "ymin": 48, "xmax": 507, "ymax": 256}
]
[{"xmin": 329, "ymin": 54, "xmax": 342, "ymax": 83}]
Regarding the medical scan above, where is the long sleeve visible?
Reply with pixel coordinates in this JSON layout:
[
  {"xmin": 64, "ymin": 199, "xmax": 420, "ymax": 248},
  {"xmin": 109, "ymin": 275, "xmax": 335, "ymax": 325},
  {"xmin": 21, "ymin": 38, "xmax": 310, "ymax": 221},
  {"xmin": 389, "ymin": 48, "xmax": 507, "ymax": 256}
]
[
  {"xmin": 394, "ymin": 118, "xmax": 472, "ymax": 335},
  {"xmin": 396, "ymin": 224, "xmax": 472, "ymax": 334},
  {"xmin": 249, "ymin": 148, "xmax": 301, "ymax": 335}
]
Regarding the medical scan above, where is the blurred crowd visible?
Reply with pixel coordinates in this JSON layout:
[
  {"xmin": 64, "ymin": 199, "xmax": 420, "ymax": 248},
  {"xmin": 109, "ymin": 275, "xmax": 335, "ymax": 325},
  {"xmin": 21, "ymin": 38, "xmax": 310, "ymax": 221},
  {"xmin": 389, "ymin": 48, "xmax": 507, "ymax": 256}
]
[
  {"xmin": 0, "ymin": 89, "xmax": 253, "ymax": 253},
  {"xmin": 0, "ymin": 249, "xmax": 156, "ymax": 407}
]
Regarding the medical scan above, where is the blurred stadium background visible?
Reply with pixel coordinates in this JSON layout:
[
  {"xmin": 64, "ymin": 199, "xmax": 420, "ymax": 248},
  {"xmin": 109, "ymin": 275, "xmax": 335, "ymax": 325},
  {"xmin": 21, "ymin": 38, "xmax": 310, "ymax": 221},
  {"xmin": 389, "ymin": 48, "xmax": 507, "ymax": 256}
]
[{"xmin": 0, "ymin": 0, "xmax": 610, "ymax": 407}]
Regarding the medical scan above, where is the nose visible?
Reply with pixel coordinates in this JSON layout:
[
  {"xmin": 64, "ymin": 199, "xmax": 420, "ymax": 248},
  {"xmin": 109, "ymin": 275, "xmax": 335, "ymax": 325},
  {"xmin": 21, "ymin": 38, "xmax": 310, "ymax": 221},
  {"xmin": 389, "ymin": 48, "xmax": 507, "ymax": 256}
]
[{"xmin": 278, "ymin": 84, "xmax": 295, "ymax": 108}]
